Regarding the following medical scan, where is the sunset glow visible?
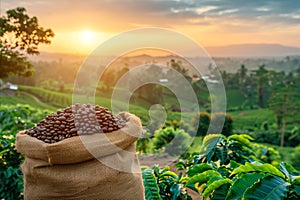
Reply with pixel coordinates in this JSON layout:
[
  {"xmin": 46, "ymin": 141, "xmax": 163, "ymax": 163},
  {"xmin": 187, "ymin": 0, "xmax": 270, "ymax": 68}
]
[
  {"xmin": 78, "ymin": 30, "xmax": 97, "ymax": 44},
  {"xmin": 1, "ymin": 0, "xmax": 300, "ymax": 55}
]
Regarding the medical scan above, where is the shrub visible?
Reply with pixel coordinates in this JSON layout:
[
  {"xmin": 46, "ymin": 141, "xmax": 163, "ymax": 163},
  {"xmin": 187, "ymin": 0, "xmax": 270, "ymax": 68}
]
[
  {"xmin": 292, "ymin": 145, "xmax": 300, "ymax": 169},
  {"xmin": 165, "ymin": 129, "xmax": 192, "ymax": 156},
  {"xmin": 192, "ymin": 112, "xmax": 210, "ymax": 137},
  {"xmin": 249, "ymin": 130, "xmax": 300, "ymax": 147},
  {"xmin": 179, "ymin": 134, "xmax": 300, "ymax": 199},
  {"xmin": 136, "ymin": 132, "xmax": 152, "ymax": 154},
  {"xmin": 187, "ymin": 161, "xmax": 300, "ymax": 200},
  {"xmin": 142, "ymin": 165, "xmax": 192, "ymax": 200},
  {"xmin": 210, "ymin": 113, "xmax": 233, "ymax": 136},
  {"xmin": 253, "ymin": 143, "xmax": 281, "ymax": 165},
  {"xmin": 163, "ymin": 120, "xmax": 192, "ymax": 135},
  {"xmin": 153, "ymin": 127, "xmax": 176, "ymax": 151},
  {"xmin": 152, "ymin": 127, "xmax": 192, "ymax": 156},
  {"xmin": 0, "ymin": 105, "xmax": 49, "ymax": 200},
  {"xmin": 192, "ymin": 112, "xmax": 234, "ymax": 137}
]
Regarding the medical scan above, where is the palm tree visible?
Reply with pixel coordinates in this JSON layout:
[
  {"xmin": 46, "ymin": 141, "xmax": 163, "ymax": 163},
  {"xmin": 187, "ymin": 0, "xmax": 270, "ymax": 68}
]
[{"xmin": 252, "ymin": 65, "xmax": 269, "ymax": 108}]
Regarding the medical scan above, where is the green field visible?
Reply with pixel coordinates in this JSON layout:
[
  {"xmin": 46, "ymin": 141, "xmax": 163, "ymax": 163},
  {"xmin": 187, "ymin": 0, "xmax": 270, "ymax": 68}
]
[
  {"xmin": 0, "ymin": 85, "xmax": 283, "ymax": 130},
  {"xmin": 0, "ymin": 91, "xmax": 56, "ymax": 111},
  {"xmin": 230, "ymin": 108, "xmax": 276, "ymax": 130}
]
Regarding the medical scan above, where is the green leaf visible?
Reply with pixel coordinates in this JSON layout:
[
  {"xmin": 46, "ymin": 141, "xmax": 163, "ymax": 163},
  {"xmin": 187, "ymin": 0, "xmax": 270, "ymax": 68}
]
[
  {"xmin": 142, "ymin": 168, "xmax": 161, "ymax": 200},
  {"xmin": 244, "ymin": 175, "xmax": 290, "ymax": 200},
  {"xmin": 186, "ymin": 183, "xmax": 200, "ymax": 193},
  {"xmin": 226, "ymin": 173, "xmax": 266, "ymax": 200},
  {"xmin": 187, "ymin": 163, "xmax": 213, "ymax": 177},
  {"xmin": 216, "ymin": 146, "xmax": 229, "ymax": 165},
  {"xmin": 202, "ymin": 179, "xmax": 232, "ymax": 198},
  {"xmin": 206, "ymin": 176, "xmax": 224, "ymax": 186},
  {"xmin": 292, "ymin": 176, "xmax": 300, "ymax": 185},
  {"xmin": 161, "ymin": 171, "xmax": 178, "ymax": 178},
  {"xmin": 202, "ymin": 134, "xmax": 225, "ymax": 162},
  {"xmin": 0, "ymin": 149, "xmax": 9, "ymax": 156},
  {"xmin": 228, "ymin": 134, "xmax": 253, "ymax": 148},
  {"xmin": 279, "ymin": 162, "xmax": 290, "ymax": 180},
  {"xmin": 231, "ymin": 161, "xmax": 286, "ymax": 179},
  {"xmin": 188, "ymin": 170, "xmax": 222, "ymax": 185},
  {"xmin": 293, "ymin": 186, "xmax": 300, "ymax": 196},
  {"xmin": 211, "ymin": 183, "xmax": 231, "ymax": 200},
  {"xmin": 170, "ymin": 184, "xmax": 181, "ymax": 200},
  {"xmin": 230, "ymin": 160, "xmax": 241, "ymax": 169}
]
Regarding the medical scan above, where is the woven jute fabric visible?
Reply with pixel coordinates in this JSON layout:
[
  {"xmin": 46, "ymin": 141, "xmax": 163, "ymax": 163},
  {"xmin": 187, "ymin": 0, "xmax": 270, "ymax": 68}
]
[{"xmin": 16, "ymin": 112, "xmax": 145, "ymax": 200}]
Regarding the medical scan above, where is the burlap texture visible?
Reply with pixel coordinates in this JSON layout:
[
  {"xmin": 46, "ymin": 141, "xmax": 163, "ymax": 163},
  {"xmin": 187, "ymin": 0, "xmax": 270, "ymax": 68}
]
[{"xmin": 16, "ymin": 112, "xmax": 145, "ymax": 200}]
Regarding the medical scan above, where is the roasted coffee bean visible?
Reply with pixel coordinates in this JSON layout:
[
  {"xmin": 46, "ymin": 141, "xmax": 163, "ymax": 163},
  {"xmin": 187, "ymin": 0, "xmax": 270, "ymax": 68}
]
[
  {"xmin": 58, "ymin": 116, "xmax": 66, "ymax": 121},
  {"xmin": 25, "ymin": 103, "xmax": 126, "ymax": 143},
  {"xmin": 44, "ymin": 139, "xmax": 50, "ymax": 143}
]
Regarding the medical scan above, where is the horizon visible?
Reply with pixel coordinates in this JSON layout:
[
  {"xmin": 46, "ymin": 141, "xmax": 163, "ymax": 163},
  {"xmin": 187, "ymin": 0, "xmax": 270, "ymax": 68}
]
[{"xmin": 29, "ymin": 43, "xmax": 300, "ymax": 60}]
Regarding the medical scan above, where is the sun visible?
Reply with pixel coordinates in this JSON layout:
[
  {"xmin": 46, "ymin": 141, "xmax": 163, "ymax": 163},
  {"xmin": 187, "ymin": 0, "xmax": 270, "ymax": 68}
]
[{"xmin": 79, "ymin": 30, "xmax": 96, "ymax": 44}]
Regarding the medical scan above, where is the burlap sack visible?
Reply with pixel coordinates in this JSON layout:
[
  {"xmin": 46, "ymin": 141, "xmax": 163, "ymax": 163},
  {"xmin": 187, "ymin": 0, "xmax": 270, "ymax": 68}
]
[{"xmin": 16, "ymin": 112, "xmax": 145, "ymax": 200}]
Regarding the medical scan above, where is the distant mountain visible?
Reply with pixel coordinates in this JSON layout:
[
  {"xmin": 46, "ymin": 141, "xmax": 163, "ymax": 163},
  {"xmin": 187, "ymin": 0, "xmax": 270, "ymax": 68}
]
[
  {"xmin": 28, "ymin": 52, "xmax": 86, "ymax": 63},
  {"xmin": 27, "ymin": 44, "xmax": 300, "ymax": 75},
  {"xmin": 206, "ymin": 44, "xmax": 300, "ymax": 57}
]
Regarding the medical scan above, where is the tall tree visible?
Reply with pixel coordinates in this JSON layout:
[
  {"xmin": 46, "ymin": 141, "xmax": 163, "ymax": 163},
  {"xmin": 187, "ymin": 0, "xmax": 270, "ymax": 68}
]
[
  {"xmin": 238, "ymin": 64, "xmax": 248, "ymax": 84},
  {"xmin": 252, "ymin": 65, "xmax": 269, "ymax": 108},
  {"xmin": 170, "ymin": 59, "xmax": 191, "ymax": 82},
  {"xmin": 269, "ymin": 82, "xmax": 299, "ymax": 147},
  {"xmin": 0, "ymin": 7, "xmax": 54, "ymax": 78}
]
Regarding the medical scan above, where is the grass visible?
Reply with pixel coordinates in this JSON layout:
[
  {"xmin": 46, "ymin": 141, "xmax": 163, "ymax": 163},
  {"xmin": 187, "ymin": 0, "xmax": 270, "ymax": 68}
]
[
  {"xmin": 0, "ymin": 91, "xmax": 56, "ymax": 111},
  {"xmin": 226, "ymin": 89, "xmax": 246, "ymax": 108},
  {"xmin": 229, "ymin": 108, "xmax": 276, "ymax": 130},
  {"xmin": 9, "ymin": 85, "xmax": 300, "ymax": 131}
]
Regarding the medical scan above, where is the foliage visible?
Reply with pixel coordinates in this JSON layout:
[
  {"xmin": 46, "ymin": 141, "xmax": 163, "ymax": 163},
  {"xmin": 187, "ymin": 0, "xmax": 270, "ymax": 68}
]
[
  {"xmin": 192, "ymin": 112, "xmax": 233, "ymax": 137},
  {"xmin": 197, "ymin": 134, "xmax": 255, "ymax": 165},
  {"xmin": 291, "ymin": 145, "xmax": 300, "ymax": 169},
  {"xmin": 183, "ymin": 134, "xmax": 300, "ymax": 199},
  {"xmin": 142, "ymin": 168, "xmax": 161, "ymax": 200},
  {"xmin": 192, "ymin": 112, "xmax": 210, "ymax": 137},
  {"xmin": 136, "ymin": 132, "xmax": 152, "ymax": 154},
  {"xmin": 251, "ymin": 64, "xmax": 270, "ymax": 108},
  {"xmin": 19, "ymin": 85, "xmax": 71, "ymax": 108},
  {"xmin": 210, "ymin": 113, "xmax": 233, "ymax": 136},
  {"xmin": 163, "ymin": 120, "xmax": 193, "ymax": 135},
  {"xmin": 153, "ymin": 127, "xmax": 176, "ymax": 151},
  {"xmin": 253, "ymin": 143, "xmax": 281, "ymax": 165},
  {"xmin": 269, "ymin": 81, "xmax": 300, "ymax": 146},
  {"xmin": 165, "ymin": 129, "xmax": 192, "ymax": 156},
  {"xmin": 249, "ymin": 129, "xmax": 300, "ymax": 147},
  {"xmin": 0, "ymin": 104, "xmax": 49, "ymax": 200},
  {"xmin": 0, "ymin": 7, "xmax": 54, "ymax": 78},
  {"xmin": 152, "ymin": 127, "xmax": 191, "ymax": 156},
  {"xmin": 142, "ymin": 165, "xmax": 192, "ymax": 200}
]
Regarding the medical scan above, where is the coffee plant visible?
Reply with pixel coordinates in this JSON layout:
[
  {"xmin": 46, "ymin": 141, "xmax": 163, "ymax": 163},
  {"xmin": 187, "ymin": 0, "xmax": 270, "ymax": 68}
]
[
  {"xmin": 182, "ymin": 134, "xmax": 300, "ymax": 199},
  {"xmin": 153, "ymin": 127, "xmax": 191, "ymax": 156},
  {"xmin": 192, "ymin": 112, "xmax": 233, "ymax": 137},
  {"xmin": 142, "ymin": 165, "xmax": 192, "ymax": 200},
  {"xmin": 0, "ymin": 104, "xmax": 50, "ymax": 200}
]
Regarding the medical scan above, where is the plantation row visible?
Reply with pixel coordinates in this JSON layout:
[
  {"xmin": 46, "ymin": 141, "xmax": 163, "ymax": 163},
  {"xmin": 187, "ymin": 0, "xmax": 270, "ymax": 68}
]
[{"xmin": 19, "ymin": 85, "xmax": 72, "ymax": 108}]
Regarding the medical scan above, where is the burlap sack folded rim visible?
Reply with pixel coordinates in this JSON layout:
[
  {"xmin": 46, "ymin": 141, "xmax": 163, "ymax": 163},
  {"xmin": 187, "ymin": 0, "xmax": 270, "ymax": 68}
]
[{"xmin": 16, "ymin": 112, "xmax": 142, "ymax": 165}]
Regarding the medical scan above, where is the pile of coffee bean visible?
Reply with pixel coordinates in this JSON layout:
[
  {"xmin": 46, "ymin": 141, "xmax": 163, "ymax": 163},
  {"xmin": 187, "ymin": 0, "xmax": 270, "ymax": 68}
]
[{"xmin": 25, "ymin": 103, "xmax": 126, "ymax": 143}]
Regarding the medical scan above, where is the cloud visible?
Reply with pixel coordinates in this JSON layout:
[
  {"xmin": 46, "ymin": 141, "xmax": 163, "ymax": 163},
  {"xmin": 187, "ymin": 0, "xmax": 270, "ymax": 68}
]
[
  {"xmin": 2, "ymin": 0, "xmax": 300, "ymax": 30},
  {"xmin": 1, "ymin": 0, "xmax": 299, "ymax": 40}
]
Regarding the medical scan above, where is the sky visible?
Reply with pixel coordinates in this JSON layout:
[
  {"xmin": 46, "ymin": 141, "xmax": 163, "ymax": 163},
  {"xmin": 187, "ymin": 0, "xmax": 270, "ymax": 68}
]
[{"xmin": 1, "ymin": 0, "xmax": 300, "ymax": 55}]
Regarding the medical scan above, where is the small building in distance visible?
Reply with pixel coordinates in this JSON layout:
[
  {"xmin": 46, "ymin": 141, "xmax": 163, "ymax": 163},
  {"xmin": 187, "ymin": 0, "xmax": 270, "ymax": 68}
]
[{"xmin": 0, "ymin": 82, "xmax": 19, "ymax": 96}]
